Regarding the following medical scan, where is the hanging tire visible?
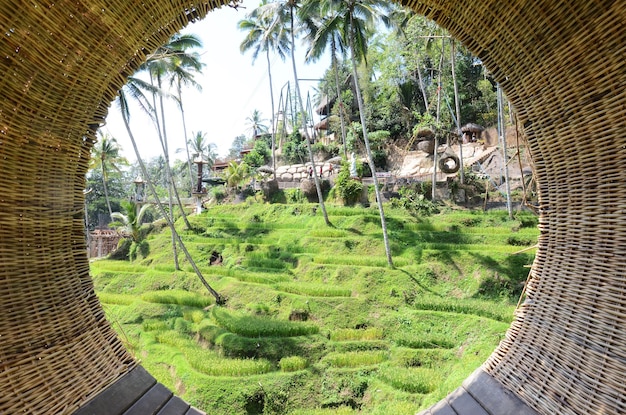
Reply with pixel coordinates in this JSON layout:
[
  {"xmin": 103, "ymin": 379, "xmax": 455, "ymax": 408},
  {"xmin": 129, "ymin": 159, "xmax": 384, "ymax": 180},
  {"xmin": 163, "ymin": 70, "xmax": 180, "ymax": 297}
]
[{"xmin": 439, "ymin": 154, "xmax": 460, "ymax": 174}]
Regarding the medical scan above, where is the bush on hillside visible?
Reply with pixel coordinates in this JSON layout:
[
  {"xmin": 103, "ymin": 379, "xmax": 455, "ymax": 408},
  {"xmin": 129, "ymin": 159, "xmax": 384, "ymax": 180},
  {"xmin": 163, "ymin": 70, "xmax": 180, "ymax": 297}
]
[{"xmin": 334, "ymin": 163, "xmax": 363, "ymax": 206}]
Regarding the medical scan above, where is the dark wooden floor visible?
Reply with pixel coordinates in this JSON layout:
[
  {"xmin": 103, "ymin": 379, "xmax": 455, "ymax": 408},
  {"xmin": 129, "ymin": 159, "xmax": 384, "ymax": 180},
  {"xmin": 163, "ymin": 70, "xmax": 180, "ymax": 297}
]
[
  {"xmin": 74, "ymin": 366, "xmax": 204, "ymax": 415},
  {"xmin": 418, "ymin": 369, "xmax": 539, "ymax": 415}
]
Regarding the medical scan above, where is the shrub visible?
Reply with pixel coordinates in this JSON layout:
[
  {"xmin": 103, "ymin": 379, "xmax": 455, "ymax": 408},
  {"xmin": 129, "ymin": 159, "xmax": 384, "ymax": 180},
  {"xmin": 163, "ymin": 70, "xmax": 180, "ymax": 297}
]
[
  {"xmin": 334, "ymin": 163, "xmax": 363, "ymax": 205},
  {"xmin": 210, "ymin": 185, "xmax": 227, "ymax": 203},
  {"xmin": 285, "ymin": 188, "xmax": 306, "ymax": 204},
  {"xmin": 390, "ymin": 187, "xmax": 439, "ymax": 216}
]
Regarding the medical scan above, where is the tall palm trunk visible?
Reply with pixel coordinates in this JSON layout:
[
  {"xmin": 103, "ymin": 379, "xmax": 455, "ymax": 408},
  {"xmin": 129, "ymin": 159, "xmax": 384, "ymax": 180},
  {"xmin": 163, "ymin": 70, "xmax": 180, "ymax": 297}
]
[
  {"xmin": 432, "ymin": 39, "xmax": 445, "ymax": 201},
  {"xmin": 348, "ymin": 14, "xmax": 392, "ymax": 267},
  {"xmin": 150, "ymin": 74, "xmax": 180, "ymax": 270},
  {"xmin": 331, "ymin": 38, "xmax": 348, "ymax": 160},
  {"xmin": 120, "ymin": 95, "xmax": 225, "ymax": 305},
  {"xmin": 415, "ymin": 52, "xmax": 429, "ymax": 111},
  {"xmin": 266, "ymin": 49, "xmax": 278, "ymax": 180},
  {"xmin": 177, "ymin": 82, "xmax": 195, "ymax": 194},
  {"xmin": 156, "ymin": 75, "xmax": 192, "ymax": 230},
  {"xmin": 289, "ymin": 5, "xmax": 330, "ymax": 226},
  {"xmin": 451, "ymin": 40, "xmax": 464, "ymax": 184},
  {"xmin": 101, "ymin": 162, "xmax": 113, "ymax": 220}
]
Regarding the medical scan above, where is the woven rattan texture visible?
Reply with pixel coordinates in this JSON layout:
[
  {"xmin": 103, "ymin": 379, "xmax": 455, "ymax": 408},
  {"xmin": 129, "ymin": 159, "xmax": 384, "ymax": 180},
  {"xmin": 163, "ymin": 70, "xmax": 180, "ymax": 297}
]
[
  {"xmin": 0, "ymin": 1, "xmax": 624, "ymax": 414},
  {"xmin": 0, "ymin": 1, "xmax": 228, "ymax": 414}
]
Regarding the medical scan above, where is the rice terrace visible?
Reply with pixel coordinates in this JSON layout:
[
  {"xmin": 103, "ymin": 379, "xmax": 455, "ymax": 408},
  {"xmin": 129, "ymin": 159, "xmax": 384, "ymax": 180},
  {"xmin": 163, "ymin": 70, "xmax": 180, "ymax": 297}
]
[
  {"xmin": 92, "ymin": 203, "xmax": 538, "ymax": 414},
  {"xmin": 1, "ymin": 1, "xmax": 625, "ymax": 415}
]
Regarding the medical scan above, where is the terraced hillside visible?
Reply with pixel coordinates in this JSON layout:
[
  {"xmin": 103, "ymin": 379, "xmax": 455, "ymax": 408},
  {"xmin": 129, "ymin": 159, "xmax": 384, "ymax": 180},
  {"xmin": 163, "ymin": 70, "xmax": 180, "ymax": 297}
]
[{"xmin": 91, "ymin": 204, "xmax": 538, "ymax": 415}]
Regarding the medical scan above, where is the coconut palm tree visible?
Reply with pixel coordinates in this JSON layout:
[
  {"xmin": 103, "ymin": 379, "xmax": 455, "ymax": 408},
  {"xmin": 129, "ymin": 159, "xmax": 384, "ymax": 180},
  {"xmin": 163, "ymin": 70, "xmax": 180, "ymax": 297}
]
[
  {"xmin": 136, "ymin": 34, "xmax": 202, "ymax": 271},
  {"xmin": 239, "ymin": 4, "xmax": 291, "ymax": 181},
  {"xmin": 300, "ymin": 1, "xmax": 349, "ymax": 158},
  {"xmin": 259, "ymin": 0, "xmax": 330, "ymax": 226},
  {"xmin": 117, "ymin": 88, "xmax": 225, "ymax": 304},
  {"xmin": 224, "ymin": 160, "xmax": 251, "ymax": 192},
  {"xmin": 144, "ymin": 34, "xmax": 202, "ymax": 227},
  {"xmin": 188, "ymin": 131, "xmax": 218, "ymax": 167},
  {"xmin": 245, "ymin": 109, "xmax": 270, "ymax": 140},
  {"xmin": 302, "ymin": 0, "xmax": 394, "ymax": 265},
  {"xmin": 169, "ymin": 49, "xmax": 204, "ymax": 192},
  {"xmin": 90, "ymin": 132, "xmax": 128, "ymax": 220},
  {"xmin": 110, "ymin": 200, "xmax": 153, "ymax": 261}
]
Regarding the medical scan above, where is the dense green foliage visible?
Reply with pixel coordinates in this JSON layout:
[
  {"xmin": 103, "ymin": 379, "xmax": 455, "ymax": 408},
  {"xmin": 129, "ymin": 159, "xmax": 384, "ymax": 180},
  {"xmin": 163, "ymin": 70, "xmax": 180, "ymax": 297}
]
[{"xmin": 92, "ymin": 203, "xmax": 537, "ymax": 414}]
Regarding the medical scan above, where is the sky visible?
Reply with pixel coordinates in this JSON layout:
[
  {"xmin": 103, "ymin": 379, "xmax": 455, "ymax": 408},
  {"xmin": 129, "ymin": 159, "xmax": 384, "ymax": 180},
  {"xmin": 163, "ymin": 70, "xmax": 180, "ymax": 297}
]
[{"xmin": 102, "ymin": 0, "xmax": 330, "ymax": 164}]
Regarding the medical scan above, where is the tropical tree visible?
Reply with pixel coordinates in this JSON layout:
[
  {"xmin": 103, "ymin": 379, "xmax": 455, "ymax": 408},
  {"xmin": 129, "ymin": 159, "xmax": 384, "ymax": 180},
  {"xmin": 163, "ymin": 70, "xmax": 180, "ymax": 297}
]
[
  {"xmin": 300, "ymin": 0, "xmax": 349, "ymax": 158},
  {"xmin": 110, "ymin": 200, "xmax": 153, "ymax": 261},
  {"xmin": 244, "ymin": 109, "xmax": 270, "ymax": 139},
  {"xmin": 117, "ymin": 88, "xmax": 225, "ymax": 304},
  {"xmin": 239, "ymin": 3, "xmax": 291, "ymax": 180},
  {"xmin": 138, "ymin": 33, "xmax": 202, "ymax": 270},
  {"xmin": 90, "ymin": 132, "xmax": 128, "ymax": 220},
  {"xmin": 260, "ymin": 0, "xmax": 330, "ymax": 226},
  {"xmin": 177, "ymin": 131, "xmax": 218, "ymax": 190},
  {"xmin": 167, "ymin": 40, "xmax": 205, "ymax": 189},
  {"xmin": 303, "ymin": 0, "xmax": 394, "ymax": 265},
  {"xmin": 228, "ymin": 134, "xmax": 250, "ymax": 159},
  {"xmin": 187, "ymin": 131, "xmax": 218, "ymax": 166},
  {"xmin": 224, "ymin": 160, "xmax": 251, "ymax": 192}
]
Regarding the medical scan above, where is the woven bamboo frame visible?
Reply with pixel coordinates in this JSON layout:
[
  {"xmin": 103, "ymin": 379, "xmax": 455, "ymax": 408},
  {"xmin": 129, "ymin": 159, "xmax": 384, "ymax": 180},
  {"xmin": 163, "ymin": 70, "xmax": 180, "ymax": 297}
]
[{"xmin": 0, "ymin": 1, "xmax": 623, "ymax": 414}]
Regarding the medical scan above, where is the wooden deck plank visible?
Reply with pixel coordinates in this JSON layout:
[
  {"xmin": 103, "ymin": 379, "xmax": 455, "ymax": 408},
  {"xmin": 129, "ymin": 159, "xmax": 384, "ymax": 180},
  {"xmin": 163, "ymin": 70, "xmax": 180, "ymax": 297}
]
[
  {"xmin": 156, "ymin": 396, "xmax": 191, "ymax": 415},
  {"xmin": 184, "ymin": 406, "xmax": 206, "ymax": 415},
  {"xmin": 75, "ymin": 366, "xmax": 156, "ymax": 415},
  {"xmin": 462, "ymin": 369, "xmax": 539, "ymax": 415},
  {"xmin": 123, "ymin": 383, "xmax": 172, "ymax": 415},
  {"xmin": 428, "ymin": 398, "xmax": 458, "ymax": 415},
  {"xmin": 447, "ymin": 387, "xmax": 489, "ymax": 415}
]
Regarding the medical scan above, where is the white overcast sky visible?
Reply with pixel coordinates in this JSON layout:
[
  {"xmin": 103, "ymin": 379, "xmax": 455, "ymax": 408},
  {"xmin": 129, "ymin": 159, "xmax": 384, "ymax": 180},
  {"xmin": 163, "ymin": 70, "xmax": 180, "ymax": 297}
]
[{"xmin": 102, "ymin": 0, "xmax": 330, "ymax": 163}]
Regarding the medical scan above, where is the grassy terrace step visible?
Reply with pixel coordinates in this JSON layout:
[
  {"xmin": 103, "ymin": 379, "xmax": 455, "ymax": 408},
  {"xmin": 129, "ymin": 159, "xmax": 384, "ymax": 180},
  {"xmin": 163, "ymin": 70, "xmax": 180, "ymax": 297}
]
[
  {"xmin": 212, "ymin": 308, "xmax": 320, "ymax": 337},
  {"xmin": 274, "ymin": 282, "xmax": 353, "ymax": 298}
]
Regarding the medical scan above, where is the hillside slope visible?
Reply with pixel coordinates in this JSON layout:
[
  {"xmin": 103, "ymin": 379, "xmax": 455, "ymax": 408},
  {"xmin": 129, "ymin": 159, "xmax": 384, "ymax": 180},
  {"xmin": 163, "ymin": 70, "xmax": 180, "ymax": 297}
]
[{"xmin": 91, "ymin": 204, "xmax": 538, "ymax": 415}]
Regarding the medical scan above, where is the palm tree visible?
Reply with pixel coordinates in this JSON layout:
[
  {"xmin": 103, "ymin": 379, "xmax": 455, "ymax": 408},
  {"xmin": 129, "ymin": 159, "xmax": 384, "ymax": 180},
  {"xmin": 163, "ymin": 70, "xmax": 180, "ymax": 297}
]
[
  {"xmin": 260, "ymin": 0, "xmax": 331, "ymax": 226},
  {"xmin": 162, "ymin": 35, "xmax": 205, "ymax": 192},
  {"xmin": 90, "ymin": 132, "xmax": 128, "ymax": 220},
  {"xmin": 111, "ymin": 200, "xmax": 153, "ymax": 261},
  {"xmin": 245, "ymin": 109, "xmax": 270, "ymax": 139},
  {"xmin": 224, "ymin": 160, "xmax": 251, "ymax": 192},
  {"xmin": 303, "ymin": 0, "xmax": 394, "ymax": 265},
  {"xmin": 300, "ymin": 1, "xmax": 348, "ymax": 158},
  {"xmin": 117, "ymin": 88, "xmax": 225, "ymax": 304},
  {"xmin": 239, "ymin": 4, "xmax": 291, "ymax": 181},
  {"xmin": 187, "ymin": 131, "xmax": 218, "ymax": 167},
  {"xmin": 141, "ymin": 34, "xmax": 202, "ymax": 268}
]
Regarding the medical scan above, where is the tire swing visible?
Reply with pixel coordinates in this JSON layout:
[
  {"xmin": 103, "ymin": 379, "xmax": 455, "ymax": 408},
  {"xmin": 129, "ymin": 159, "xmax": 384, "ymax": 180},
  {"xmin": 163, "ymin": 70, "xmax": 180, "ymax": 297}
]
[{"xmin": 438, "ymin": 153, "xmax": 460, "ymax": 174}]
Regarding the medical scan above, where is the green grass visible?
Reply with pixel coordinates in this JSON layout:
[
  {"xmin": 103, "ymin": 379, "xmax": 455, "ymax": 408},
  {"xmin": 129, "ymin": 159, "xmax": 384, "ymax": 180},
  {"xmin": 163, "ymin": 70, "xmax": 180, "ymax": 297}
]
[
  {"xmin": 92, "ymin": 203, "xmax": 537, "ymax": 415},
  {"xmin": 141, "ymin": 290, "xmax": 214, "ymax": 308},
  {"xmin": 275, "ymin": 282, "xmax": 352, "ymax": 297},
  {"xmin": 330, "ymin": 328, "xmax": 384, "ymax": 341},
  {"xmin": 279, "ymin": 356, "xmax": 309, "ymax": 372},
  {"xmin": 377, "ymin": 364, "xmax": 442, "ymax": 393},
  {"xmin": 212, "ymin": 308, "xmax": 320, "ymax": 337},
  {"xmin": 323, "ymin": 351, "xmax": 388, "ymax": 368}
]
